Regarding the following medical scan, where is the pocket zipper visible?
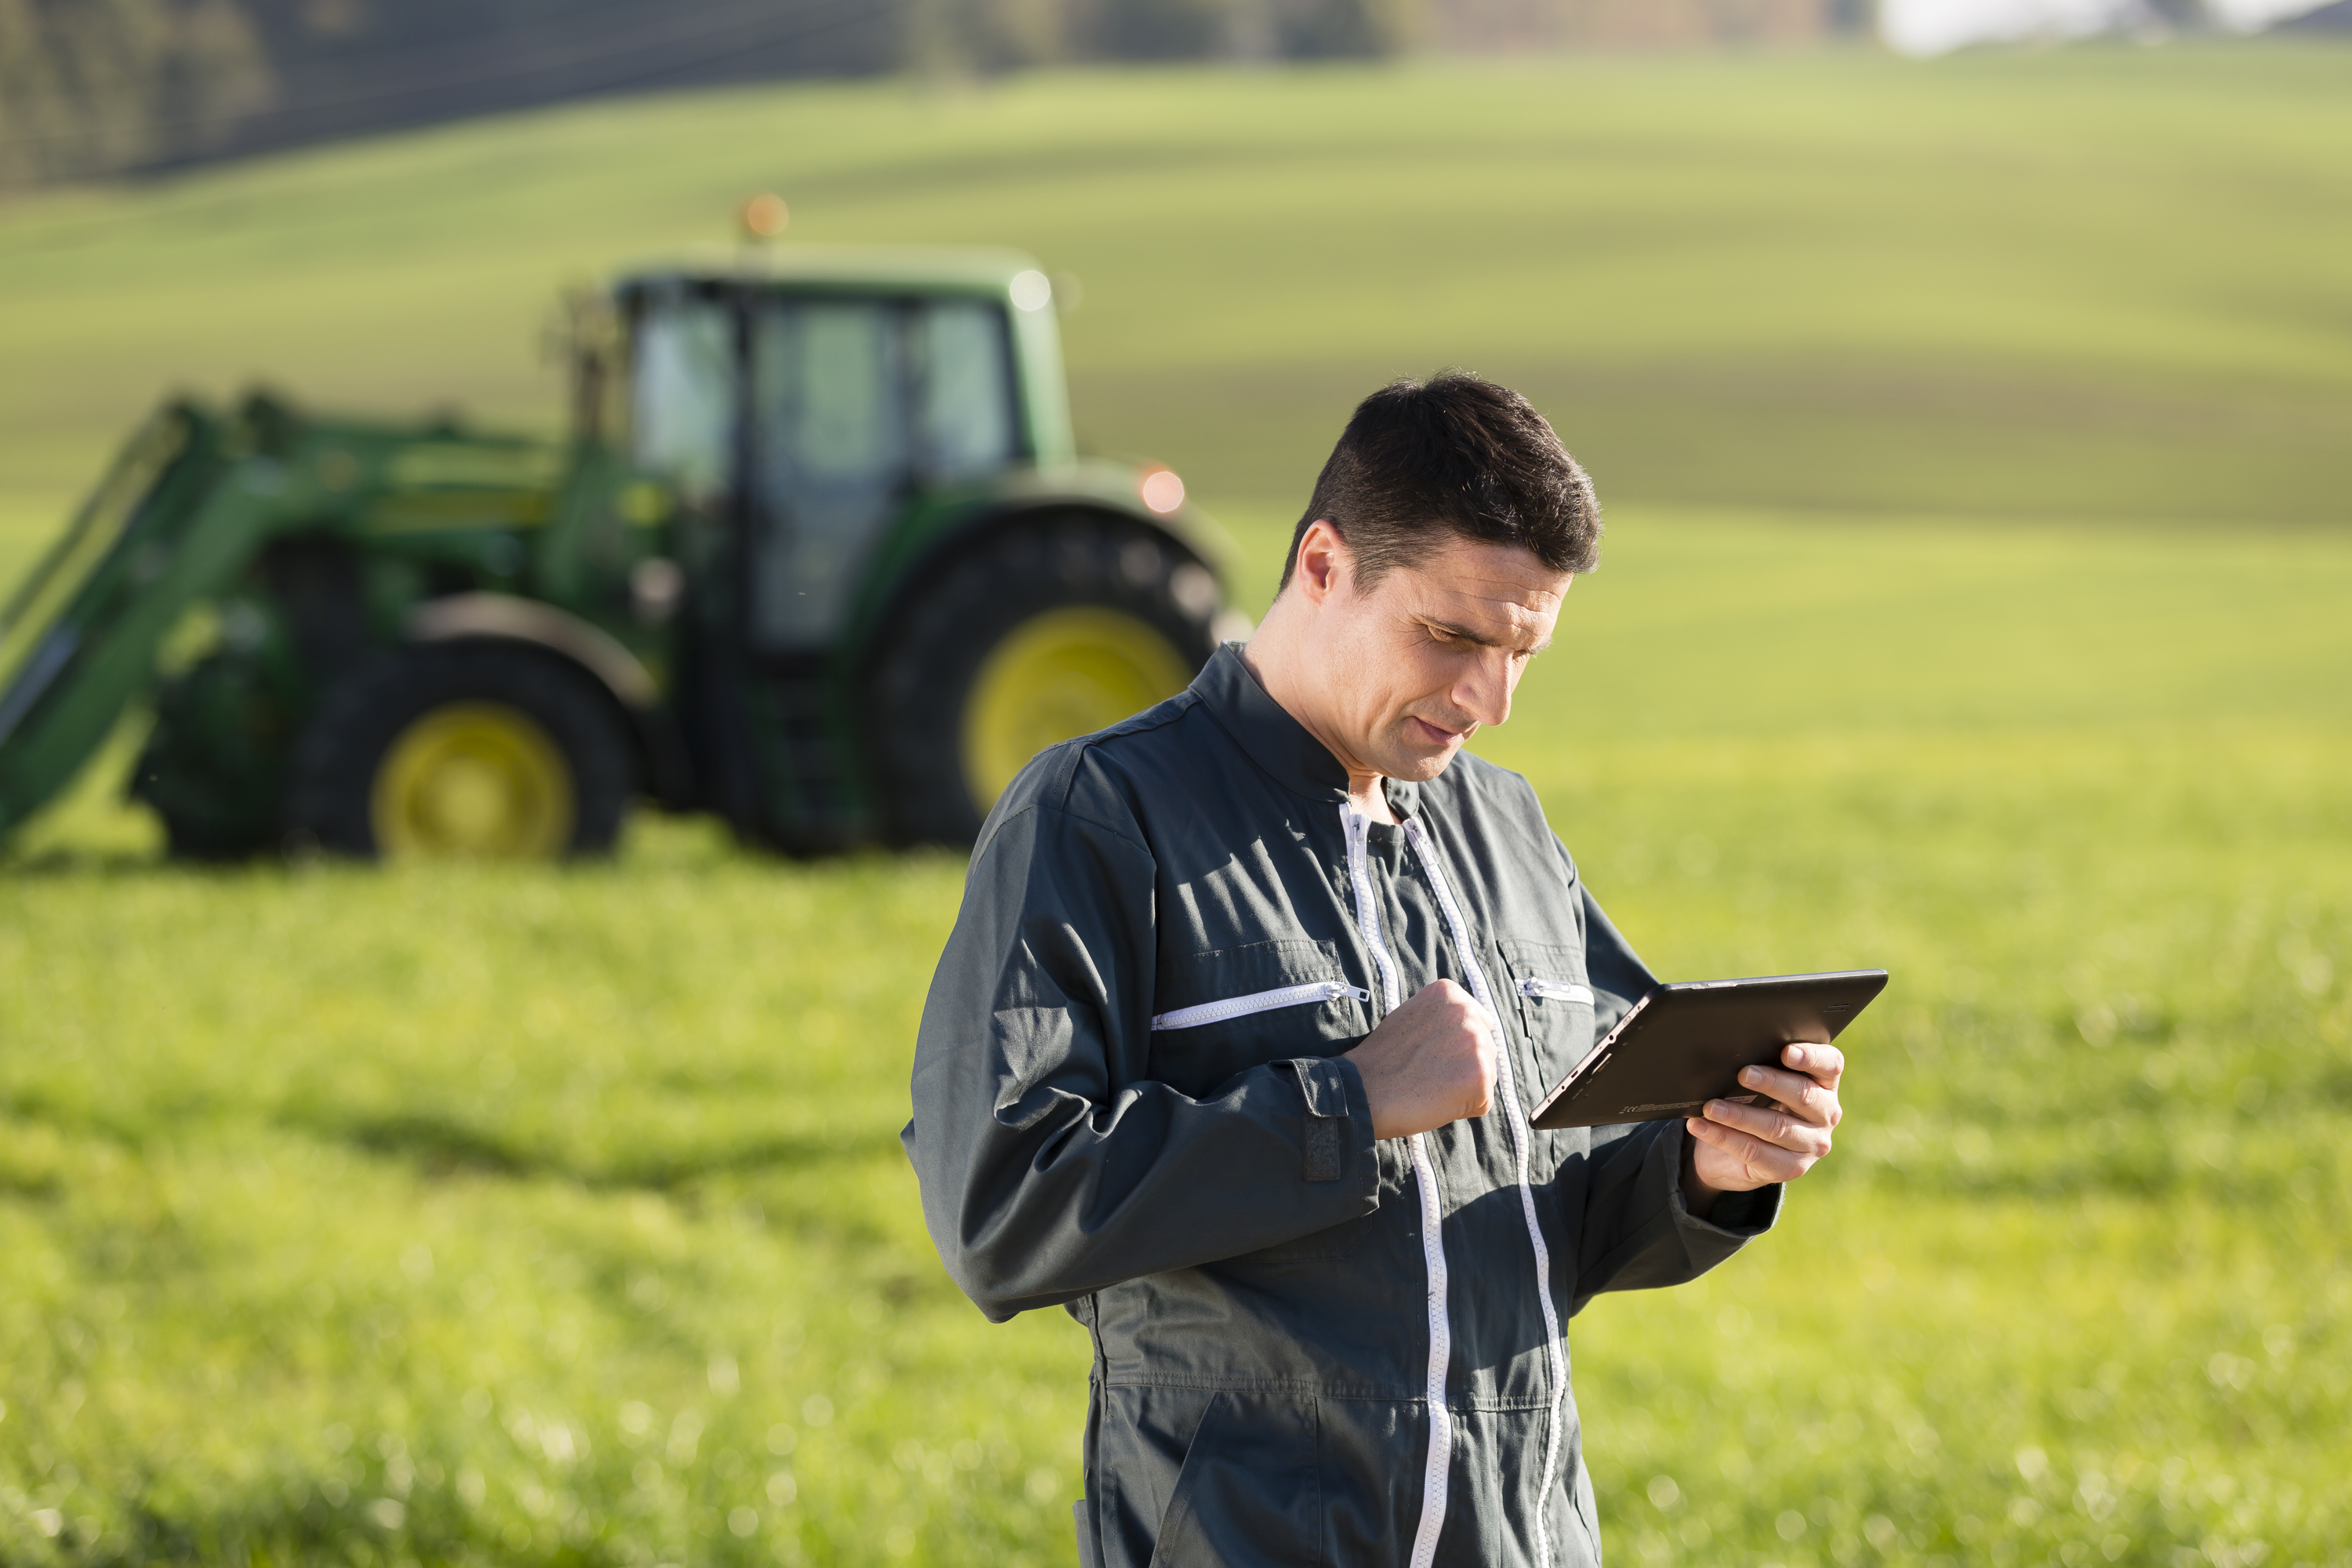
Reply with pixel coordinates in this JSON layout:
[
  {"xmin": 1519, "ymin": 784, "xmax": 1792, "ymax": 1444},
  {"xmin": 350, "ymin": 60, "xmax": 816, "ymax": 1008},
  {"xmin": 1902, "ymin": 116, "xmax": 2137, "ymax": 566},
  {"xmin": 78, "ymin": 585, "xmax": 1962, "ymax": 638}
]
[
  {"xmin": 1151, "ymin": 978, "xmax": 1372, "ymax": 1032},
  {"xmin": 1517, "ymin": 978, "xmax": 1595, "ymax": 1005}
]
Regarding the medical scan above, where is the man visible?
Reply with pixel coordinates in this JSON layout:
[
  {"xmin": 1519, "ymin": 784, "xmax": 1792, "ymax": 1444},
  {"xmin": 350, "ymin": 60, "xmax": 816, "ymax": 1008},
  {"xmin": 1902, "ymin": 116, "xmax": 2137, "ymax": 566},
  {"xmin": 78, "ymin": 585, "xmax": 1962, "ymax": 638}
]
[{"xmin": 904, "ymin": 373, "xmax": 1846, "ymax": 1566}]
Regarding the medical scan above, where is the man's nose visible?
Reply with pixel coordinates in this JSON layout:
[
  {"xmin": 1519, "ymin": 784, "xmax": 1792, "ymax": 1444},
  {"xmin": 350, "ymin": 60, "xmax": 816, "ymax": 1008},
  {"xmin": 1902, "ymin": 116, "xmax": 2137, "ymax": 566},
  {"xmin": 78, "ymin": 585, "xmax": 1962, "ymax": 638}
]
[{"xmin": 1454, "ymin": 651, "xmax": 1514, "ymax": 728}]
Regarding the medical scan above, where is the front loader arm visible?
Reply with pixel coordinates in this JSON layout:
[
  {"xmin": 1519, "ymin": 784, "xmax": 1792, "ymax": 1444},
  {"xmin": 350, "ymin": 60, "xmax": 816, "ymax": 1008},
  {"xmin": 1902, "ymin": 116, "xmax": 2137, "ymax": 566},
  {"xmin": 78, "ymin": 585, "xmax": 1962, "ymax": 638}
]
[{"xmin": 0, "ymin": 397, "xmax": 322, "ymax": 840}]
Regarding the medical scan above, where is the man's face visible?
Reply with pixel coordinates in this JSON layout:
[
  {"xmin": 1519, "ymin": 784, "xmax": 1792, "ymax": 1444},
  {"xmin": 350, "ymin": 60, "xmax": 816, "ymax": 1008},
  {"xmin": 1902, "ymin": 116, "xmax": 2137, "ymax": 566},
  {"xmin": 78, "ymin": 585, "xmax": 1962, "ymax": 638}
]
[{"xmin": 1290, "ymin": 525, "xmax": 1572, "ymax": 782}]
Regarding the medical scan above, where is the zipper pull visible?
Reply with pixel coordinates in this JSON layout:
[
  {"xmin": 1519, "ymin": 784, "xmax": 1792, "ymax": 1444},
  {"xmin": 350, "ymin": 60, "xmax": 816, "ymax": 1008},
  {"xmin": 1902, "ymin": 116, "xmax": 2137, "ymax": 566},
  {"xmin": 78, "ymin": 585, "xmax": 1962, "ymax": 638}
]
[
  {"xmin": 1327, "ymin": 980, "xmax": 1373, "ymax": 1003},
  {"xmin": 1518, "ymin": 978, "xmax": 1542, "ymax": 998}
]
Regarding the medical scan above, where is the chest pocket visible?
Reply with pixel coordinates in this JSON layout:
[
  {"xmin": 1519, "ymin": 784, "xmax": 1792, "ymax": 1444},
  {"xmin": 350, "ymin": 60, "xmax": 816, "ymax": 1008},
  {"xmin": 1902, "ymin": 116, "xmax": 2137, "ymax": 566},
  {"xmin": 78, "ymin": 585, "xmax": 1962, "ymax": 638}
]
[
  {"xmin": 1497, "ymin": 938, "xmax": 1598, "ymax": 1092},
  {"xmin": 1153, "ymin": 937, "xmax": 1381, "ymax": 1269},
  {"xmin": 1148, "ymin": 938, "xmax": 1371, "ymax": 1101}
]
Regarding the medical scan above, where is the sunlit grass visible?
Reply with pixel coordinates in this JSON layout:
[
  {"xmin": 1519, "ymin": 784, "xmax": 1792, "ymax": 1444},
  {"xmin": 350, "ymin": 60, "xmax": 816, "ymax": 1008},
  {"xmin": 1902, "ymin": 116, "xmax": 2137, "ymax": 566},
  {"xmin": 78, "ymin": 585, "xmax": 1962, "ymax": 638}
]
[
  {"xmin": 1577, "ymin": 1186, "xmax": 2352, "ymax": 1565},
  {"xmin": 5, "ymin": 508, "xmax": 2350, "ymax": 1563},
  {"xmin": 1, "ymin": 836, "xmax": 1094, "ymax": 1567}
]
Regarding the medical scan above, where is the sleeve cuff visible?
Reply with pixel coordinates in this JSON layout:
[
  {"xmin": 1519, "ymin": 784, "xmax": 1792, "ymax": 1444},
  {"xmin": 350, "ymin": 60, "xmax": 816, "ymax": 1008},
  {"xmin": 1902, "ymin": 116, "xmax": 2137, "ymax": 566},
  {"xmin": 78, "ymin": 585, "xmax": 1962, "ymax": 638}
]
[
  {"xmin": 1663, "ymin": 1120, "xmax": 1784, "ymax": 1240},
  {"xmin": 1283, "ymin": 1055, "xmax": 1377, "ymax": 1189}
]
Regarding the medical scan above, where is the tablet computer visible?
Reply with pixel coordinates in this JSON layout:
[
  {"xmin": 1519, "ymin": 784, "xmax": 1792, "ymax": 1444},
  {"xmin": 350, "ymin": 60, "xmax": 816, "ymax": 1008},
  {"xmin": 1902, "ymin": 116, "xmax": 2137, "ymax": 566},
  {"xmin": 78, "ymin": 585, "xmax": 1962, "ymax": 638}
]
[{"xmin": 1527, "ymin": 969, "xmax": 1889, "ymax": 1131}]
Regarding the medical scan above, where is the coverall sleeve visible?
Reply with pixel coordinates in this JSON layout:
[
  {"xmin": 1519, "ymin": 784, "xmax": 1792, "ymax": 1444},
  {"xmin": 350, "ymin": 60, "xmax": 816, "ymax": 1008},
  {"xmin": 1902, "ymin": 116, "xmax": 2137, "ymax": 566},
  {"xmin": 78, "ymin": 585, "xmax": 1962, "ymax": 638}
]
[
  {"xmin": 903, "ymin": 789, "xmax": 1380, "ymax": 1323},
  {"xmin": 1552, "ymin": 847, "xmax": 1781, "ymax": 1315}
]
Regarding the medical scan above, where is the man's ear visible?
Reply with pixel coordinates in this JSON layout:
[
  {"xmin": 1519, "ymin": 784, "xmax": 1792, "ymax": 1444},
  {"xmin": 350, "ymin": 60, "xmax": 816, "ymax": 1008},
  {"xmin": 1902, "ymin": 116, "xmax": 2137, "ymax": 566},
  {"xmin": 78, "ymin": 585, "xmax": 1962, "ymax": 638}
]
[{"xmin": 1293, "ymin": 520, "xmax": 1348, "ymax": 605}]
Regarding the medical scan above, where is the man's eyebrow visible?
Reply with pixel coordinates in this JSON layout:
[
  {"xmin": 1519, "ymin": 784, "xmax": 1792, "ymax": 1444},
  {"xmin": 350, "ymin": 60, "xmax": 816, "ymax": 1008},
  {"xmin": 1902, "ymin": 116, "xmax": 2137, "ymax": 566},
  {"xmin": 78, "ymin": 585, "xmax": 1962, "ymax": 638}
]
[{"xmin": 1421, "ymin": 616, "xmax": 1551, "ymax": 653}]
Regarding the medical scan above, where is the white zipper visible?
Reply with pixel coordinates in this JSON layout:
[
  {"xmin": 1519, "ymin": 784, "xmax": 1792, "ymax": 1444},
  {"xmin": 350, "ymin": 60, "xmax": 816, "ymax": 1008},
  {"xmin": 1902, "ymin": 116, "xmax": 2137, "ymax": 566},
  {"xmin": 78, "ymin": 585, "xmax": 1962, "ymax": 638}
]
[
  {"xmin": 1403, "ymin": 1129, "xmax": 1453, "ymax": 1568},
  {"xmin": 1518, "ymin": 977, "xmax": 1594, "ymax": 1006},
  {"xmin": 1341, "ymin": 810, "xmax": 1403, "ymax": 1013},
  {"xmin": 1342, "ymin": 806, "xmax": 1453, "ymax": 1568},
  {"xmin": 1405, "ymin": 816, "xmax": 1570, "ymax": 1568},
  {"xmin": 1149, "ymin": 978, "xmax": 1370, "ymax": 1032}
]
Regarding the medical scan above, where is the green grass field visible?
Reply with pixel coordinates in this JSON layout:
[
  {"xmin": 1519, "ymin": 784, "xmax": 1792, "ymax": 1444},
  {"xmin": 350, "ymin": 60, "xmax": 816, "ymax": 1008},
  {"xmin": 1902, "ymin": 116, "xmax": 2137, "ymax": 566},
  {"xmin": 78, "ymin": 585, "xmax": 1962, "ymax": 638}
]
[{"xmin": 4, "ymin": 39, "xmax": 2351, "ymax": 1568}]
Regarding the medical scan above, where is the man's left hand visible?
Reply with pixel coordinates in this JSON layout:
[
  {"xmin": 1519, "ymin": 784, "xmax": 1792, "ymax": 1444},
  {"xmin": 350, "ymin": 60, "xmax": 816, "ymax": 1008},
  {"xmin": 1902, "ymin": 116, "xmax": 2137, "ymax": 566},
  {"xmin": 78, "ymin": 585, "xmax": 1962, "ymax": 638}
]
[{"xmin": 1681, "ymin": 1044, "xmax": 1844, "ymax": 1217}]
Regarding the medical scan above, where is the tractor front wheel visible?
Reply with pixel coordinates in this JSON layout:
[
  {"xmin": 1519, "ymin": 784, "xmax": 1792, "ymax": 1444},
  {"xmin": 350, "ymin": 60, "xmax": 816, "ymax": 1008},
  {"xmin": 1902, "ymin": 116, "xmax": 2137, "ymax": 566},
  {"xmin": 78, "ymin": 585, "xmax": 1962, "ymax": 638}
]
[
  {"xmin": 870, "ymin": 519, "xmax": 1221, "ymax": 847},
  {"xmin": 287, "ymin": 642, "xmax": 633, "ymax": 860}
]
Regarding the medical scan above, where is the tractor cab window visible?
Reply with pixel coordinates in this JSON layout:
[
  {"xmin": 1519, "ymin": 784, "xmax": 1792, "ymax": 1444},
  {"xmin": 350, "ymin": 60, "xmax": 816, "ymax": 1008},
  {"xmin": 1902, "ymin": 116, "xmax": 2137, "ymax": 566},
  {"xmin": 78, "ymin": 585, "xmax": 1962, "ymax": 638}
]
[
  {"xmin": 630, "ymin": 296, "xmax": 735, "ymax": 508},
  {"xmin": 917, "ymin": 300, "xmax": 1016, "ymax": 481},
  {"xmin": 748, "ymin": 296, "xmax": 1018, "ymax": 651}
]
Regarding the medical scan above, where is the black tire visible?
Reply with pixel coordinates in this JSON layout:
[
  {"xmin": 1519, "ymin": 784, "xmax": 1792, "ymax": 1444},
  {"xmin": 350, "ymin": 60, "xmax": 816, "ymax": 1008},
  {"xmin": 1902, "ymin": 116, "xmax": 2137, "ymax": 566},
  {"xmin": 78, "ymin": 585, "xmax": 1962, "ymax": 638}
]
[
  {"xmin": 132, "ymin": 652, "xmax": 294, "ymax": 861},
  {"xmin": 286, "ymin": 641, "xmax": 633, "ymax": 859},
  {"xmin": 868, "ymin": 514, "xmax": 1221, "ymax": 847}
]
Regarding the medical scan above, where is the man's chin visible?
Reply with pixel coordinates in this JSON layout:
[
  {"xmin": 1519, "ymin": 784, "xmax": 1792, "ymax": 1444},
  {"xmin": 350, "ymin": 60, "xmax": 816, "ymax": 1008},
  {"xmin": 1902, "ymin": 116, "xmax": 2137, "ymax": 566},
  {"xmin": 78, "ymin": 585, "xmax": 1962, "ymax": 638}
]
[{"xmin": 1387, "ymin": 740, "xmax": 1465, "ymax": 781}]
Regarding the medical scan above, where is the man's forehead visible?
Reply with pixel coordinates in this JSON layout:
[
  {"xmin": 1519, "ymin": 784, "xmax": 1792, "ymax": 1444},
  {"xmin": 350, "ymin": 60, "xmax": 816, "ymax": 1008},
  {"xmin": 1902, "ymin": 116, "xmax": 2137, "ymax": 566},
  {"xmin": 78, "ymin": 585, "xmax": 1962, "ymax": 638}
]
[{"xmin": 1393, "ymin": 539, "xmax": 1573, "ymax": 637}]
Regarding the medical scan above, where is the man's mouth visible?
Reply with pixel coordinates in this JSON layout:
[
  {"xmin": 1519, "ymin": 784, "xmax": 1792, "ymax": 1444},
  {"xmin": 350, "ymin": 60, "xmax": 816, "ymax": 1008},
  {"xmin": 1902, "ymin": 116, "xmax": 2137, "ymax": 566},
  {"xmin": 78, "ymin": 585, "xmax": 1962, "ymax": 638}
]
[{"xmin": 1410, "ymin": 716, "xmax": 1470, "ymax": 747}]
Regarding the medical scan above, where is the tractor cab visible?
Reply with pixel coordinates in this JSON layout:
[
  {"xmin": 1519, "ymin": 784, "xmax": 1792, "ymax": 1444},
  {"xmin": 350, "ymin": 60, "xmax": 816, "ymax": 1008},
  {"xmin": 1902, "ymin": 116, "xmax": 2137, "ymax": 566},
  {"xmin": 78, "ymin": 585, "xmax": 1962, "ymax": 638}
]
[
  {"xmin": 598, "ymin": 248, "xmax": 1228, "ymax": 852},
  {"xmin": 621, "ymin": 252, "xmax": 1062, "ymax": 652}
]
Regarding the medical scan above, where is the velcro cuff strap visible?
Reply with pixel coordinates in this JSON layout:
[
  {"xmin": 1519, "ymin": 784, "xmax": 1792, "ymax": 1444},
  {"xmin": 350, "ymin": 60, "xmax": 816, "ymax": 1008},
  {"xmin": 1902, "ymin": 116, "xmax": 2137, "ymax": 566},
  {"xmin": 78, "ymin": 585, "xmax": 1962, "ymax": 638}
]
[{"xmin": 1287, "ymin": 1058, "xmax": 1352, "ymax": 1182}]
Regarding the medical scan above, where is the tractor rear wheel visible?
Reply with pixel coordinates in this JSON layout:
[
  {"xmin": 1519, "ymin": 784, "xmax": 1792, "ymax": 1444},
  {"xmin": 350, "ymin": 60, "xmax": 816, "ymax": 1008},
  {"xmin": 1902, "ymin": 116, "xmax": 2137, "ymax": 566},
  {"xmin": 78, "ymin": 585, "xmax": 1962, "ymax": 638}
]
[
  {"xmin": 287, "ymin": 642, "xmax": 633, "ymax": 860},
  {"xmin": 870, "ymin": 517, "xmax": 1221, "ymax": 847}
]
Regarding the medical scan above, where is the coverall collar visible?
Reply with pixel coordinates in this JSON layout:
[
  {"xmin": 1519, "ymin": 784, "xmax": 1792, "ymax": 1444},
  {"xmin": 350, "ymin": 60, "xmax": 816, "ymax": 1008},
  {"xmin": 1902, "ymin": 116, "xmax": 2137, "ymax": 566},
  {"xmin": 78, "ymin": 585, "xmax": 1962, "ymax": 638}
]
[{"xmin": 1192, "ymin": 642, "xmax": 1423, "ymax": 821}]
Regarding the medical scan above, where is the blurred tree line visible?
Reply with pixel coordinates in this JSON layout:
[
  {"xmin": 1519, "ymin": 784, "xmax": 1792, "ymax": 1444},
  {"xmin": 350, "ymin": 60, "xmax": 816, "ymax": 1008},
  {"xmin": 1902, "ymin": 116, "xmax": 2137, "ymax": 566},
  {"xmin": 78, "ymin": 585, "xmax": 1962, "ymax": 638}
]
[{"xmin": 0, "ymin": 0, "xmax": 1881, "ymax": 184}]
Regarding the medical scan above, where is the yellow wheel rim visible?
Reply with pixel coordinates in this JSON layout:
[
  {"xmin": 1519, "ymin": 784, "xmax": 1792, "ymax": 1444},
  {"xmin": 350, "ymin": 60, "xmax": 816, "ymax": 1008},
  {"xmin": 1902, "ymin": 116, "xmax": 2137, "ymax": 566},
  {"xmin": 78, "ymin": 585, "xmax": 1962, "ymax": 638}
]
[
  {"xmin": 370, "ymin": 702, "xmax": 575, "ymax": 860},
  {"xmin": 962, "ymin": 607, "xmax": 1192, "ymax": 813}
]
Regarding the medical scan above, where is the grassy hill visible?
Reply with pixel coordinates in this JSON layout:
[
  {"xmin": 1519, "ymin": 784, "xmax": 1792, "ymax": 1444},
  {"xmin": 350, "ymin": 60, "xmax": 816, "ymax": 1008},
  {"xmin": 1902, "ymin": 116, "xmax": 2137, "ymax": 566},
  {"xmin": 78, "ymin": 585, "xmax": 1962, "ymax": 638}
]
[
  {"xmin": 3, "ymin": 42, "xmax": 2349, "ymax": 552},
  {"xmin": 2, "ymin": 43, "xmax": 2349, "ymax": 1568}
]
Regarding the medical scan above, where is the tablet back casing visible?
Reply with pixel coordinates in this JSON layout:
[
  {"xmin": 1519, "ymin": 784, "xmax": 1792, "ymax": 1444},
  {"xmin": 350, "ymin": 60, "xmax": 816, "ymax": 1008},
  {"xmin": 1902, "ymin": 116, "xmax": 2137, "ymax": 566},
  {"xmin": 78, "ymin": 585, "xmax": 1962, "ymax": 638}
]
[{"xmin": 1529, "ymin": 969, "xmax": 1888, "ymax": 1131}]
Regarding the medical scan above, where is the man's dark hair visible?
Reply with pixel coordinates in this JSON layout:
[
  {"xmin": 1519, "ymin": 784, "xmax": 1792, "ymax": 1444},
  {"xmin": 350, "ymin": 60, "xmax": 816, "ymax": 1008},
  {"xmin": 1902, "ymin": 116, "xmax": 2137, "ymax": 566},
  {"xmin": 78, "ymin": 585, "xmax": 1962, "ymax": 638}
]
[{"xmin": 1278, "ymin": 372, "xmax": 1601, "ymax": 592}]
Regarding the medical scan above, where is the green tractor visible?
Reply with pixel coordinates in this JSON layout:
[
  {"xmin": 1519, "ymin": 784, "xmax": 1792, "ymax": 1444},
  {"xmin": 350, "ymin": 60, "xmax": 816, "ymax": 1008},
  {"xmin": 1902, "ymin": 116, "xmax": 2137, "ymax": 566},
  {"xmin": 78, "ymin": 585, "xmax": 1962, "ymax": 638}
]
[{"xmin": 0, "ymin": 230, "xmax": 1240, "ymax": 859}]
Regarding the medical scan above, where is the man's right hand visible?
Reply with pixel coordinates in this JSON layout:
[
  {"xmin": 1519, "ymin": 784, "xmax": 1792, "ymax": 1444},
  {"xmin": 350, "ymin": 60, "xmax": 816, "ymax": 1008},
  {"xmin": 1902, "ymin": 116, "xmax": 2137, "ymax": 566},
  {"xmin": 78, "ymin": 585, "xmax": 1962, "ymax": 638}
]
[{"xmin": 1342, "ymin": 979, "xmax": 1497, "ymax": 1140}]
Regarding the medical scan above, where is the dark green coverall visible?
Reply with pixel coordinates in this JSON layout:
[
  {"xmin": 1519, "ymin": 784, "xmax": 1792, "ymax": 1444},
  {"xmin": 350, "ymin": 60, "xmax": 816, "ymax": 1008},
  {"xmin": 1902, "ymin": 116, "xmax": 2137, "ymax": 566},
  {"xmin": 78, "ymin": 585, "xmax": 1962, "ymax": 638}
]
[{"xmin": 906, "ymin": 644, "xmax": 1777, "ymax": 1567}]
